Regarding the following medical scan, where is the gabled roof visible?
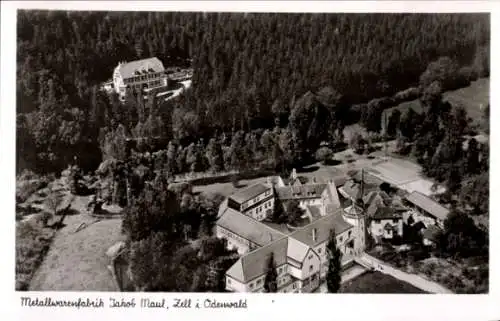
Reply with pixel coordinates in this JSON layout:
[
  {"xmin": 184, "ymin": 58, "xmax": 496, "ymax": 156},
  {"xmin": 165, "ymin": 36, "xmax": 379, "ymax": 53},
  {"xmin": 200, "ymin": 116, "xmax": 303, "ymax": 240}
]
[
  {"xmin": 226, "ymin": 260, "xmax": 245, "ymax": 281},
  {"xmin": 116, "ymin": 57, "xmax": 165, "ymax": 79},
  {"xmin": 287, "ymin": 237, "xmax": 310, "ymax": 264},
  {"xmin": 363, "ymin": 190, "xmax": 391, "ymax": 207},
  {"xmin": 227, "ymin": 237, "xmax": 289, "ymax": 283},
  {"xmin": 290, "ymin": 210, "xmax": 353, "ymax": 247},
  {"xmin": 275, "ymin": 184, "xmax": 327, "ymax": 200},
  {"xmin": 405, "ymin": 191, "xmax": 450, "ymax": 221},
  {"xmin": 289, "ymin": 176, "xmax": 308, "ymax": 186},
  {"xmin": 229, "ymin": 183, "xmax": 270, "ymax": 204},
  {"xmin": 343, "ymin": 204, "xmax": 363, "ymax": 217},
  {"xmin": 217, "ymin": 198, "xmax": 228, "ymax": 218},
  {"xmin": 339, "ymin": 181, "xmax": 363, "ymax": 200},
  {"xmin": 217, "ymin": 207, "xmax": 285, "ymax": 246}
]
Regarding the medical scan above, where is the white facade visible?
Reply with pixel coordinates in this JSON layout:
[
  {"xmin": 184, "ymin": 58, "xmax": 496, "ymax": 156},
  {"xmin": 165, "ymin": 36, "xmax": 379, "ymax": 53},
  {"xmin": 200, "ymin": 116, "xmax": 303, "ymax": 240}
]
[
  {"xmin": 112, "ymin": 58, "xmax": 168, "ymax": 101},
  {"xmin": 243, "ymin": 197, "xmax": 275, "ymax": 221},
  {"xmin": 370, "ymin": 218, "xmax": 404, "ymax": 239}
]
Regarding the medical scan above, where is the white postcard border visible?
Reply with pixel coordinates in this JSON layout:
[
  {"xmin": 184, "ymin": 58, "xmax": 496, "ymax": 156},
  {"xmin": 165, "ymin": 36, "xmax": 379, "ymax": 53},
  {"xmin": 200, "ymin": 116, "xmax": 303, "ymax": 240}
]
[{"xmin": 1, "ymin": 2, "xmax": 499, "ymax": 321}]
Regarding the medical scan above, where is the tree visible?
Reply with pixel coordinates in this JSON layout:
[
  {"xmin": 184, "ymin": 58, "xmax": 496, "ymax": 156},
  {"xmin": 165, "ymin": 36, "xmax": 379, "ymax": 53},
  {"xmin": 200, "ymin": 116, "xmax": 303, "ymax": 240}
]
[
  {"xmin": 122, "ymin": 186, "xmax": 181, "ymax": 242},
  {"xmin": 459, "ymin": 173, "xmax": 489, "ymax": 215},
  {"xmin": 205, "ymin": 137, "xmax": 224, "ymax": 172},
  {"xmin": 421, "ymin": 81, "xmax": 443, "ymax": 107},
  {"xmin": 228, "ymin": 131, "xmax": 246, "ymax": 170},
  {"xmin": 465, "ymin": 138, "xmax": 480, "ymax": 175},
  {"xmin": 399, "ymin": 108, "xmax": 422, "ymax": 141},
  {"xmin": 315, "ymin": 147, "xmax": 334, "ymax": 165},
  {"xmin": 419, "ymin": 56, "xmax": 462, "ymax": 91},
  {"xmin": 286, "ymin": 200, "xmax": 304, "ymax": 226},
  {"xmin": 326, "ymin": 229, "xmax": 342, "ymax": 293},
  {"xmin": 263, "ymin": 252, "xmax": 278, "ymax": 292},
  {"xmin": 361, "ymin": 98, "xmax": 385, "ymax": 133},
  {"xmin": 438, "ymin": 210, "xmax": 487, "ymax": 258},
  {"xmin": 271, "ymin": 193, "xmax": 287, "ymax": 224},
  {"xmin": 386, "ymin": 109, "xmax": 401, "ymax": 138},
  {"xmin": 349, "ymin": 133, "xmax": 366, "ymax": 154}
]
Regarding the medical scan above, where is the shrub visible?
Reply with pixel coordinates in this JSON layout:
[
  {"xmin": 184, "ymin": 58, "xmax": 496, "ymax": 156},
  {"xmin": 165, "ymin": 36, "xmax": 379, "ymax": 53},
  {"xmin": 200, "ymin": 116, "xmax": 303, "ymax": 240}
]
[
  {"xmin": 230, "ymin": 174, "xmax": 240, "ymax": 188},
  {"xmin": 315, "ymin": 147, "xmax": 334, "ymax": 165}
]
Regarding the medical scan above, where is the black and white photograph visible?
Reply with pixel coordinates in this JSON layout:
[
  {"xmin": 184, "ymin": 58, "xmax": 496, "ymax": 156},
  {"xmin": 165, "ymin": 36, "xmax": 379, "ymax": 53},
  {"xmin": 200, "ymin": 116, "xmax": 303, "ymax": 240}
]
[{"xmin": 9, "ymin": 1, "xmax": 492, "ymax": 301}]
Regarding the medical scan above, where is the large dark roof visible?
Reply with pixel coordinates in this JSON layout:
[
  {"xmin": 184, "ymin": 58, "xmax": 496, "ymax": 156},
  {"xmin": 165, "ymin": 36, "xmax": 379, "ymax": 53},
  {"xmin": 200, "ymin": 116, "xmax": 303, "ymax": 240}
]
[
  {"xmin": 229, "ymin": 183, "xmax": 271, "ymax": 204},
  {"xmin": 217, "ymin": 207, "xmax": 285, "ymax": 246},
  {"xmin": 405, "ymin": 191, "xmax": 449, "ymax": 221}
]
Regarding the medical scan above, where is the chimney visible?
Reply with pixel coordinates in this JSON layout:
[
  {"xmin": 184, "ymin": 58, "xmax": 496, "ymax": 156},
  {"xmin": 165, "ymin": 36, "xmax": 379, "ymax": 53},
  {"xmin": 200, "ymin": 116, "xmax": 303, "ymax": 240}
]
[
  {"xmin": 269, "ymin": 232, "xmax": 273, "ymax": 242},
  {"xmin": 291, "ymin": 168, "xmax": 297, "ymax": 180},
  {"xmin": 312, "ymin": 228, "xmax": 317, "ymax": 242}
]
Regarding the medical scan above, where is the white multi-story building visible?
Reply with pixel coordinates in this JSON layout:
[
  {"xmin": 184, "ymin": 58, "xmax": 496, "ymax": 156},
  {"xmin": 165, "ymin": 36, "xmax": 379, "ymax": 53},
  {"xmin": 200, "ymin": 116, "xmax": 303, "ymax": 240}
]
[
  {"xmin": 112, "ymin": 57, "xmax": 168, "ymax": 101},
  {"xmin": 227, "ymin": 183, "xmax": 275, "ymax": 221},
  {"xmin": 217, "ymin": 172, "xmax": 366, "ymax": 293},
  {"xmin": 224, "ymin": 210, "xmax": 364, "ymax": 293}
]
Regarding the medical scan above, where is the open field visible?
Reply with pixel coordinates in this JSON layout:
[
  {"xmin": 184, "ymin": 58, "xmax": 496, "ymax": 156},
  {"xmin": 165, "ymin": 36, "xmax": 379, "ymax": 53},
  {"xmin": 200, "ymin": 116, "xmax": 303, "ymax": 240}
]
[
  {"xmin": 443, "ymin": 77, "xmax": 489, "ymax": 123},
  {"xmin": 340, "ymin": 271, "xmax": 426, "ymax": 294},
  {"xmin": 383, "ymin": 78, "xmax": 489, "ymax": 124},
  {"xmin": 28, "ymin": 195, "xmax": 124, "ymax": 291}
]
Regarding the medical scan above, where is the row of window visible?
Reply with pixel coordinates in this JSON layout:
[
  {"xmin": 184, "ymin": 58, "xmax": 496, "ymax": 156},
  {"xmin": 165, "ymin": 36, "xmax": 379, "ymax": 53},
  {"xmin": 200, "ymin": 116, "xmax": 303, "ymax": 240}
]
[
  {"xmin": 124, "ymin": 72, "xmax": 163, "ymax": 83},
  {"xmin": 126, "ymin": 80, "xmax": 162, "ymax": 91},
  {"xmin": 248, "ymin": 199, "xmax": 272, "ymax": 219},
  {"xmin": 373, "ymin": 218, "xmax": 399, "ymax": 224},
  {"xmin": 246, "ymin": 189, "xmax": 272, "ymax": 207},
  {"xmin": 301, "ymin": 199, "xmax": 319, "ymax": 206}
]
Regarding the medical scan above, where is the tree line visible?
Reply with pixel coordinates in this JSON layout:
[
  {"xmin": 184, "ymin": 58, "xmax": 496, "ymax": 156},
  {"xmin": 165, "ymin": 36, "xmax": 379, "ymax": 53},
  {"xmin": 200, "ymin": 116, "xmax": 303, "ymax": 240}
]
[{"xmin": 16, "ymin": 11, "xmax": 489, "ymax": 175}]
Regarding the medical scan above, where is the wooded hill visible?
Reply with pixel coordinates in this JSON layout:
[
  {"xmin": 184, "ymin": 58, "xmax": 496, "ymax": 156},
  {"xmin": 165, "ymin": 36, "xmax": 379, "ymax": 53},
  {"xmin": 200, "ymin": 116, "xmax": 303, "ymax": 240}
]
[{"xmin": 16, "ymin": 11, "xmax": 489, "ymax": 174}]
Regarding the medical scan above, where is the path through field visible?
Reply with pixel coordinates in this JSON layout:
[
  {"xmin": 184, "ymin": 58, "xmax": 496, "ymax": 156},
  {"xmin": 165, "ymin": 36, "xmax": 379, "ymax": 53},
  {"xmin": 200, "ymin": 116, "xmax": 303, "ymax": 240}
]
[{"xmin": 29, "ymin": 196, "xmax": 124, "ymax": 291}]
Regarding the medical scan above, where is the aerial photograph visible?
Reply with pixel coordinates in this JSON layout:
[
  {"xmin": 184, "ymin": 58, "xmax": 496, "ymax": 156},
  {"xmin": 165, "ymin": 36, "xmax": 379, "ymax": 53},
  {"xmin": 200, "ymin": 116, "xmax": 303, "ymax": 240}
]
[{"xmin": 15, "ymin": 11, "xmax": 489, "ymax": 294}]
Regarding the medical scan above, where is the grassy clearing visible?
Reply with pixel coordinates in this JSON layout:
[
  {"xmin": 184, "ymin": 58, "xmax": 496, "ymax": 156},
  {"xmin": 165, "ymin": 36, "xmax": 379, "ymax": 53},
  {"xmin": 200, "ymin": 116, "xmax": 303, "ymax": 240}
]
[
  {"xmin": 16, "ymin": 220, "xmax": 56, "ymax": 291},
  {"xmin": 443, "ymin": 78, "xmax": 489, "ymax": 123},
  {"xmin": 29, "ymin": 213, "xmax": 125, "ymax": 291},
  {"xmin": 340, "ymin": 271, "xmax": 426, "ymax": 294},
  {"xmin": 382, "ymin": 78, "xmax": 489, "ymax": 124}
]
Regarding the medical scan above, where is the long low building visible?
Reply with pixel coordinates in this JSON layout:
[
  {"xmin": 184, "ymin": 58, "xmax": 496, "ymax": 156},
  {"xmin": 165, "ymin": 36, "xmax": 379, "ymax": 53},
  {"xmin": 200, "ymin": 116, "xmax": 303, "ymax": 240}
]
[
  {"xmin": 404, "ymin": 191, "xmax": 450, "ymax": 229},
  {"xmin": 216, "ymin": 207, "xmax": 286, "ymax": 255}
]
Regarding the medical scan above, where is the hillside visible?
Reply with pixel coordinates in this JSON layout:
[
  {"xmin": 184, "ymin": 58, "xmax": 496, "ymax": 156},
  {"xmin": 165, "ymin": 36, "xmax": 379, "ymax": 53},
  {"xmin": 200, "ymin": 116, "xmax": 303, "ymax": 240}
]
[{"xmin": 383, "ymin": 78, "xmax": 489, "ymax": 126}]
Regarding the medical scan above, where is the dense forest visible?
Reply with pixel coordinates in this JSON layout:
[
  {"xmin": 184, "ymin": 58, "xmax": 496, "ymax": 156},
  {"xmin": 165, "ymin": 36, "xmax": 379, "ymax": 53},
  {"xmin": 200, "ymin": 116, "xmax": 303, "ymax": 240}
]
[{"xmin": 16, "ymin": 11, "xmax": 489, "ymax": 175}]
